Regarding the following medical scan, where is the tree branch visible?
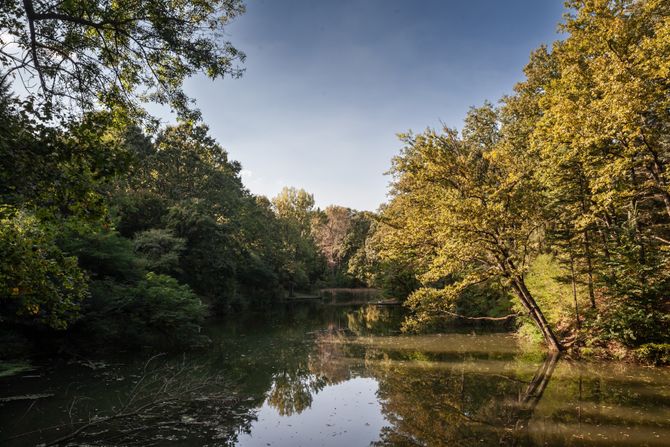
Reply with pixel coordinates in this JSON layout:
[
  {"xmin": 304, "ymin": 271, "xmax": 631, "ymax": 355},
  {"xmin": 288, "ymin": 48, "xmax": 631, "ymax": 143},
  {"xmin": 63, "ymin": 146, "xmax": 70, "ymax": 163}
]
[{"xmin": 22, "ymin": 0, "xmax": 47, "ymax": 94}]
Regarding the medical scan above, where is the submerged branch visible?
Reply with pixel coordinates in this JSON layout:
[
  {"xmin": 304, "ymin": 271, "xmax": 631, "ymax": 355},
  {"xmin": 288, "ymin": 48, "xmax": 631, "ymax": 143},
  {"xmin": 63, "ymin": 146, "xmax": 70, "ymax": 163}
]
[{"xmin": 439, "ymin": 311, "xmax": 523, "ymax": 321}]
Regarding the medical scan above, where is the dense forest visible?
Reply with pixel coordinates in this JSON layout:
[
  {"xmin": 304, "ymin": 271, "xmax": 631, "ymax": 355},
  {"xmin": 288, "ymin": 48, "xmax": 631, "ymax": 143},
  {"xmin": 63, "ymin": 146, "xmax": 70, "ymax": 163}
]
[
  {"xmin": 372, "ymin": 0, "xmax": 670, "ymax": 359},
  {"xmin": 1, "ymin": 0, "xmax": 669, "ymax": 364},
  {"xmin": 0, "ymin": 94, "xmax": 378, "ymax": 350}
]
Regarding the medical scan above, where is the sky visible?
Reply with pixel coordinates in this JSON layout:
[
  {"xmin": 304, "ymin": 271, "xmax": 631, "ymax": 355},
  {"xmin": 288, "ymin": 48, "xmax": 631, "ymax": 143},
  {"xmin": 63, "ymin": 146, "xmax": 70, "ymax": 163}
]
[{"xmin": 172, "ymin": 0, "xmax": 567, "ymax": 211}]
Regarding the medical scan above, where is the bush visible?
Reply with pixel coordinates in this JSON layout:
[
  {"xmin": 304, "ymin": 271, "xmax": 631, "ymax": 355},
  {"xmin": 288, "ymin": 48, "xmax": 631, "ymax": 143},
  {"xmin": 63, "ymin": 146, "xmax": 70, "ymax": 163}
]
[
  {"xmin": 596, "ymin": 299, "xmax": 670, "ymax": 347},
  {"xmin": 82, "ymin": 273, "xmax": 207, "ymax": 348},
  {"xmin": 634, "ymin": 343, "xmax": 670, "ymax": 366},
  {"xmin": 138, "ymin": 272, "xmax": 207, "ymax": 337},
  {"xmin": 58, "ymin": 227, "xmax": 141, "ymax": 281},
  {"xmin": 0, "ymin": 208, "xmax": 88, "ymax": 330}
]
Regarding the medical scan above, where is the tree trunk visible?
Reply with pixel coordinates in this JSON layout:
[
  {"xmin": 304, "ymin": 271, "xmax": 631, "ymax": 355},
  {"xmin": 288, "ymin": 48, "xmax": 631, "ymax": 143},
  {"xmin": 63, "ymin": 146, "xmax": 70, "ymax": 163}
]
[
  {"xmin": 583, "ymin": 230, "xmax": 597, "ymax": 309},
  {"xmin": 499, "ymin": 352, "xmax": 559, "ymax": 445},
  {"xmin": 577, "ymin": 171, "xmax": 597, "ymax": 309},
  {"xmin": 511, "ymin": 277, "xmax": 563, "ymax": 352},
  {"xmin": 570, "ymin": 256, "xmax": 581, "ymax": 330},
  {"xmin": 640, "ymin": 134, "xmax": 670, "ymax": 220}
]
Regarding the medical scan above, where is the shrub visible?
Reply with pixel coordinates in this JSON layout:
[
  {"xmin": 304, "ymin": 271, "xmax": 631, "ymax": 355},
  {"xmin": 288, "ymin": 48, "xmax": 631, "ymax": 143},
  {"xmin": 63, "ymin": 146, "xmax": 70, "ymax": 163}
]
[
  {"xmin": 82, "ymin": 273, "xmax": 207, "ymax": 347},
  {"xmin": 58, "ymin": 227, "xmax": 141, "ymax": 281},
  {"xmin": 597, "ymin": 299, "xmax": 670, "ymax": 347},
  {"xmin": 634, "ymin": 343, "xmax": 670, "ymax": 366},
  {"xmin": 0, "ymin": 208, "xmax": 88, "ymax": 330}
]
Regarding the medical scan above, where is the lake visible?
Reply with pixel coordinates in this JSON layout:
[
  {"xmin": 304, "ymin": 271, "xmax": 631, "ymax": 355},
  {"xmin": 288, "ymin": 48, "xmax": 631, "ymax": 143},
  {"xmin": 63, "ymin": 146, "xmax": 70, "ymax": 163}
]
[{"xmin": 1, "ymin": 302, "xmax": 669, "ymax": 446}]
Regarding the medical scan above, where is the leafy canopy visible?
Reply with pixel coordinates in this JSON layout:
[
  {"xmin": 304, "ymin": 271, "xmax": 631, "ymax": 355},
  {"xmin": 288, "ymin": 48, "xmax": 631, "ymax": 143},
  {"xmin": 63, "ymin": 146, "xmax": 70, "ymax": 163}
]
[{"xmin": 1, "ymin": 0, "xmax": 246, "ymax": 119}]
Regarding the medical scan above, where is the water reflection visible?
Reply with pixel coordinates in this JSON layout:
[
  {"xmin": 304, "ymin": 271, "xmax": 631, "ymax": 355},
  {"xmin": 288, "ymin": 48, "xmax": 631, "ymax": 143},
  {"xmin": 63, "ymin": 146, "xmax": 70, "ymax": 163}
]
[
  {"xmin": 0, "ymin": 357, "xmax": 259, "ymax": 446},
  {"xmin": 251, "ymin": 305, "xmax": 669, "ymax": 447},
  {"xmin": 267, "ymin": 372, "xmax": 327, "ymax": 416},
  {"xmin": 1, "ymin": 303, "xmax": 669, "ymax": 446}
]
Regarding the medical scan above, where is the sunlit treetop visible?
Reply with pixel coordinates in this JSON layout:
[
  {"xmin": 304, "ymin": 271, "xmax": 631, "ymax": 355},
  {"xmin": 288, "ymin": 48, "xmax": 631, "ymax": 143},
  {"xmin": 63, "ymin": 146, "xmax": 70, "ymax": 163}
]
[{"xmin": 0, "ymin": 0, "xmax": 246, "ymax": 121}]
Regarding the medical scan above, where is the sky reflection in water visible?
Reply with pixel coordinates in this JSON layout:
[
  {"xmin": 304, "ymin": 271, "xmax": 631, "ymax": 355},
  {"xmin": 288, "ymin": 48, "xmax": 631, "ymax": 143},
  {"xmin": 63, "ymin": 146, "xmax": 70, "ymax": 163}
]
[{"xmin": 237, "ymin": 377, "xmax": 385, "ymax": 447}]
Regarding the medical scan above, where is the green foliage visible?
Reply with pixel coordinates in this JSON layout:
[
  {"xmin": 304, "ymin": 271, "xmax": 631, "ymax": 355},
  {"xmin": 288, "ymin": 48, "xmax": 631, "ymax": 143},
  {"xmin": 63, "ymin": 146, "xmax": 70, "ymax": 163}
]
[
  {"xmin": 525, "ymin": 0, "xmax": 670, "ymax": 347},
  {"xmin": 374, "ymin": 105, "xmax": 562, "ymax": 349},
  {"xmin": 346, "ymin": 211, "xmax": 420, "ymax": 299},
  {"xmin": 129, "ymin": 272, "xmax": 207, "ymax": 341},
  {"xmin": 273, "ymin": 187, "xmax": 315, "ymax": 234},
  {"xmin": 113, "ymin": 122, "xmax": 293, "ymax": 309},
  {"xmin": 1, "ymin": 96, "xmax": 128, "ymax": 224},
  {"xmin": 366, "ymin": 0, "xmax": 670, "ymax": 354},
  {"xmin": 83, "ymin": 273, "xmax": 206, "ymax": 347},
  {"xmin": 456, "ymin": 281, "xmax": 513, "ymax": 322},
  {"xmin": 595, "ymin": 298, "xmax": 670, "ymax": 347},
  {"xmin": 0, "ymin": 208, "xmax": 88, "ymax": 330},
  {"xmin": 271, "ymin": 187, "xmax": 324, "ymax": 295},
  {"xmin": 59, "ymin": 226, "xmax": 141, "ymax": 282},
  {"xmin": 113, "ymin": 190, "xmax": 167, "ymax": 237},
  {"xmin": 133, "ymin": 229, "xmax": 185, "ymax": 275},
  {"xmin": 232, "ymin": 196, "xmax": 283, "ymax": 300},
  {"xmin": 0, "ymin": 93, "xmax": 223, "ymax": 348},
  {"xmin": 634, "ymin": 343, "xmax": 670, "ymax": 366},
  {"xmin": 1, "ymin": 0, "xmax": 246, "ymax": 119},
  {"xmin": 2, "ymin": 0, "xmax": 668, "ymax": 361},
  {"xmin": 401, "ymin": 279, "xmax": 513, "ymax": 333},
  {"xmin": 0, "ymin": 1, "xmax": 338, "ymax": 353},
  {"xmin": 148, "ymin": 123, "xmax": 245, "ymax": 206},
  {"xmin": 165, "ymin": 199, "xmax": 238, "ymax": 306},
  {"xmin": 524, "ymin": 254, "xmax": 588, "ymax": 330}
]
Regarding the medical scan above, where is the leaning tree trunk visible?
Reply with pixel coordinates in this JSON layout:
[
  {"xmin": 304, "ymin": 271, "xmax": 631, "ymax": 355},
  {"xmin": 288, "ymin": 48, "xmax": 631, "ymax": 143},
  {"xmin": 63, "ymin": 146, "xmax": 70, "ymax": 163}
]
[{"xmin": 510, "ymin": 277, "xmax": 563, "ymax": 352}]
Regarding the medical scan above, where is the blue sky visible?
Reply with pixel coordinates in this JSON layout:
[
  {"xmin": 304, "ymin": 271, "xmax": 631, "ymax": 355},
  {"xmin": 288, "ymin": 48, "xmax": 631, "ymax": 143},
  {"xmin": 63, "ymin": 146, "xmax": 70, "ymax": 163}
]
[{"xmin": 177, "ymin": 0, "xmax": 567, "ymax": 211}]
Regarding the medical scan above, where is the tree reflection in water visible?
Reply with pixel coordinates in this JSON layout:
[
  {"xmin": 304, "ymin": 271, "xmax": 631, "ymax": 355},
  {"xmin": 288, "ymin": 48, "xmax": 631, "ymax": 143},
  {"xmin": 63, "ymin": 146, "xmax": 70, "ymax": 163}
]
[
  {"xmin": 256, "ymin": 304, "xmax": 560, "ymax": 446},
  {"xmin": 3, "ymin": 358, "xmax": 259, "ymax": 447},
  {"xmin": 267, "ymin": 372, "xmax": 329, "ymax": 416},
  {"xmin": 370, "ymin": 352, "xmax": 559, "ymax": 447},
  {"xmin": 262, "ymin": 304, "xmax": 561, "ymax": 446},
  {"xmin": 264, "ymin": 304, "xmax": 399, "ymax": 416},
  {"xmin": 6, "ymin": 304, "xmax": 667, "ymax": 447}
]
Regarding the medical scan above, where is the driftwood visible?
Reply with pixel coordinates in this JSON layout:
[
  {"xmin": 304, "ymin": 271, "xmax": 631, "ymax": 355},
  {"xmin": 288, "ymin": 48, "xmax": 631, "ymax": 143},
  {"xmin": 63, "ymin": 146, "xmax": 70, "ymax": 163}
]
[{"xmin": 0, "ymin": 393, "xmax": 54, "ymax": 402}]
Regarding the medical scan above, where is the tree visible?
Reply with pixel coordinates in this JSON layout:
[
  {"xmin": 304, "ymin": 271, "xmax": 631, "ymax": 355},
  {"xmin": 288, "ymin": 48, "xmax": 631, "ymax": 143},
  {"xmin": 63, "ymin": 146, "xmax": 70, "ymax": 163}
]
[
  {"xmin": 133, "ymin": 228, "xmax": 186, "ymax": 275},
  {"xmin": 271, "ymin": 187, "xmax": 323, "ymax": 295},
  {"xmin": 1, "ymin": 0, "xmax": 246, "ymax": 119},
  {"xmin": 346, "ymin": 206, "xmax": 420, "ymax": 298},
  {"xmin": 233, "ymin": 196, "xmax": 284, "ymax": 300},
  {"xmin": 382, "ymin": 105, "xmax": 562, "ymax": 351},
  {"xmin": 1, "ymin": 89, "xmax": 129, "ymax": 224},
  {"xmin": 164, "ymin": 199, "xmax": 239, "ymax": 308},
  {"xmin": 110, "ymin": 122, "xmax": 302, "ymax": 307},
  {"xmin": 526, "ymin": 0, "xmax": 670, "ymax": 345},
  {"xmin": 150, "ymin": 123, "xmax": 244, "ymax": 205},
  {"xmin": 312, "ymin": 205, "xmax": 352, "ymax": 269},
  {"xmin": 272, "ymin": 187, "xmax": 316, "ymax": 237},
  {"xmin": 84, "ymin": 272, "xmax": 206, "ymax": 346}
]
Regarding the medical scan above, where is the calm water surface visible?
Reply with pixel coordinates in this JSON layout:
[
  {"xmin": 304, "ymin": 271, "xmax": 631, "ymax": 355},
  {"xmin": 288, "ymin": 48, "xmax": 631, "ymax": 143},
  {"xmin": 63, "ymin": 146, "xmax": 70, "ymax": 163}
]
[{"xmin": 1, "ymin": 303, "xmax": 669, "ymax": 446}]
